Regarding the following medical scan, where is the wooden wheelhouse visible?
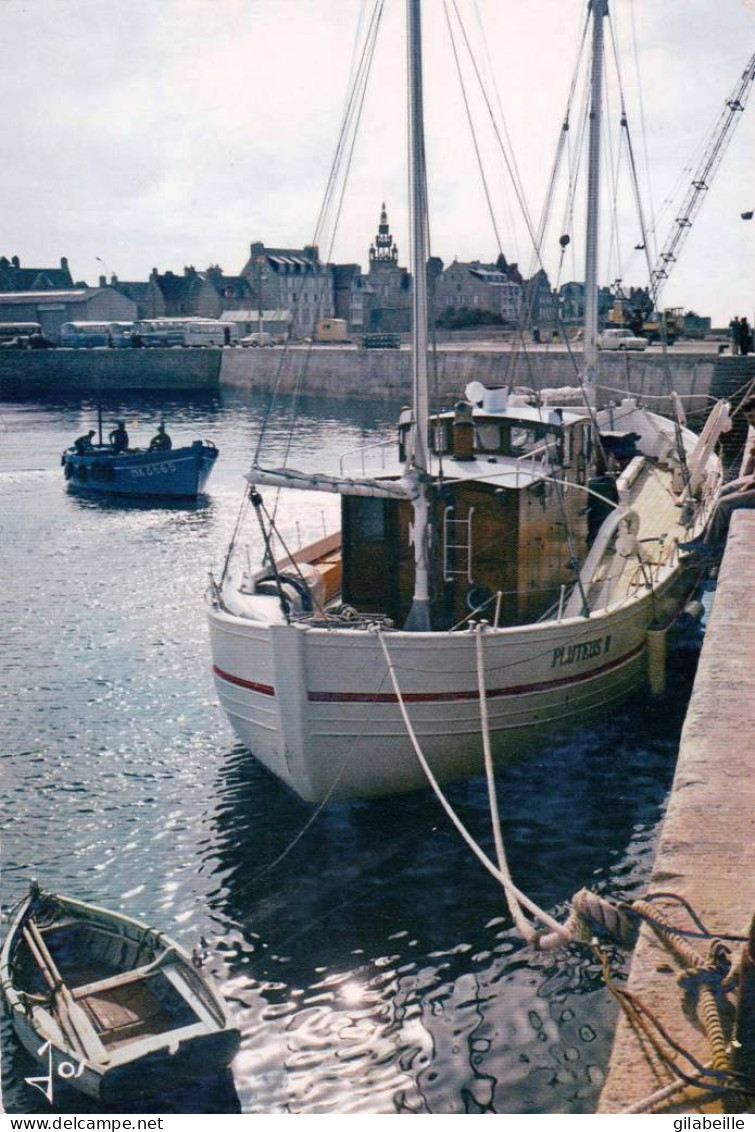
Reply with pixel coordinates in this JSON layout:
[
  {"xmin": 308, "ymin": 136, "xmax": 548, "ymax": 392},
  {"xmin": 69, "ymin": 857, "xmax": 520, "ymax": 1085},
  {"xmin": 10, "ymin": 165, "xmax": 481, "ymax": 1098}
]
[{"xmin": 342, "ymin": 396, "xmax": 592, "ymax": 629}]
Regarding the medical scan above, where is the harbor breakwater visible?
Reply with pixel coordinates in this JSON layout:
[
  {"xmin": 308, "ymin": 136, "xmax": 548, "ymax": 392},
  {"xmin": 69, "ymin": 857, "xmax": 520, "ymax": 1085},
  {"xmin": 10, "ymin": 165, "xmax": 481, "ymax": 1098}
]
[{"xmin": 1, "ymin": 345, "xmax": 753, "ymax": 414}]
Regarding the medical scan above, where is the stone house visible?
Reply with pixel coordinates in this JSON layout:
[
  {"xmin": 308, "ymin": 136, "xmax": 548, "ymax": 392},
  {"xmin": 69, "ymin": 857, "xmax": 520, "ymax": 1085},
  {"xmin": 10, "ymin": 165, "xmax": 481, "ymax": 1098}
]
[
  {"xmin": 332, "ymin": 264, "xmax": 370, "ymax": 333},
  {"xmin": 557, "ymin": 280, "xmax": 615, "ymax": 326},
  {"xmin": 204, "ymin": 267, "xmax": 254, "ymax": 311},
  {"xmin": 142, "ymin": 266, "xmax": 223, "ymax": 319},
  {"xmin": 0, "ymin": 255, "xmax": 75, "ymax": 292},
  {"xmin": 432, "ymin": 260, "xmax": 522, "ymax": 323},
  {"xmin": 241, "ymin": 243, "xmax": 334, "ymax": 337}
]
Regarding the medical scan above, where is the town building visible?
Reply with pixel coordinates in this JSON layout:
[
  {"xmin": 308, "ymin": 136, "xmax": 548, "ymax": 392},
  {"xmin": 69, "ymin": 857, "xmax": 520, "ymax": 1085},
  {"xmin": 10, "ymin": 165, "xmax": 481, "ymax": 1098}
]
[
  {"xmin": 219, "ymin": 309, "xmax": 292, "ymax": 338},
  {"xmin": 241, "ymin": 243, "xmax": 333, "ymax": 337},
  {"xmin": 0, "ymin": 287, "xmax": 137, "ymax": 341},
  {"xmin": 557, "ymin": 280, "xmax": 615, "ymax": 326},
  {"xmin": 204, "ymin": 267, "xmax": 254, "ymax": 312},
  {"xmin": 141, "ymin": 266, "xmax": 223, "ymax": 319},
  {"xmin": 432, "ymin": 259, "xmax": 522, "ymax": 324},
  {"xmin": 0, "ymin": 255, "xmax": 75, "ymax": 293},
  {"xmin": 332, "ymin": 264, "xmax": 370, "ymax": 334}
]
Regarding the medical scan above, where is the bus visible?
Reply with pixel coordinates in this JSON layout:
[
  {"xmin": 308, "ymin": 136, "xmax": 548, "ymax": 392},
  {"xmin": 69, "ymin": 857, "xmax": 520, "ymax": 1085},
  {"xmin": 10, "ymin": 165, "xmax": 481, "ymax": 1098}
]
[
  {"xmin": 135, "ymin": 319, "xmax": 238, "ymax": 347},
  {"xmin": 0, "ymin": 322, "xmax": 43, "ymax": 345},
  {"xmin": 60, "ymin": 322, "xmax": 135, "ymax": 348}
]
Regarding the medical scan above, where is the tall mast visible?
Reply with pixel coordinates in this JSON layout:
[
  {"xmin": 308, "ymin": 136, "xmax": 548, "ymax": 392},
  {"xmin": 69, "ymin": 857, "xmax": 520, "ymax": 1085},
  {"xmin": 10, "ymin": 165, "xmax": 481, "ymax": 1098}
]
[
  {"xmin": 583, "ymin": 0, "xmax": 608, "ymax": 391},
  {"xmin": 403, "ymin": 0, "xmax": 431, "ymax": 631}
]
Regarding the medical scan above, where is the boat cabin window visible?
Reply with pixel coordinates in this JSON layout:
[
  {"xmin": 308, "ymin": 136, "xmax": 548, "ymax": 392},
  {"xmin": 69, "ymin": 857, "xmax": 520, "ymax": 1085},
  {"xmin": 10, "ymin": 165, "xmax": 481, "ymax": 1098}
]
[
  {"xmin": 354, "ymin": 497, "xmax": 385, "ymax": 541},
  {"xmin": 510, "ymin": 426, "xmax": 540, "ymax": 455},
  {"xmin": 475, "ymin": 424, "xmax": 501, "ymax": 452}
]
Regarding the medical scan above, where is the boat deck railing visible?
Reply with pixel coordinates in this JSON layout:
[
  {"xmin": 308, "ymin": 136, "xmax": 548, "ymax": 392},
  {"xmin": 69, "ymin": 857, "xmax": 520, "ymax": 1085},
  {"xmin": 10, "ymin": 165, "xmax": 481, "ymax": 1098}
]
[
  {"xmin": 339, "ymin": 438, "xmax": 396, "ymax": 477},
  {"xmin": 515, "ymin": 440, "xmax": 559, "ymax": 488}
]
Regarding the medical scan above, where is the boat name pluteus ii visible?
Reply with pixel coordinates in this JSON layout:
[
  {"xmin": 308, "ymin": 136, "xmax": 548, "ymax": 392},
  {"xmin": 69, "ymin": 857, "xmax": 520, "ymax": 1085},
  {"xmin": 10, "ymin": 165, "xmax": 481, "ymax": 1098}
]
[{"xmin": 206, "ymin": 0, "xmax": 730, "ymax": 803}]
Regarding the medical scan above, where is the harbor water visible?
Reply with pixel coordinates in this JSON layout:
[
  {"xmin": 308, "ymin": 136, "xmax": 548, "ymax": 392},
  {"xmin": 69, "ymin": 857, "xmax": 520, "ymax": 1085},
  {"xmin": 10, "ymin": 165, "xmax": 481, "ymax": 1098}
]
[{"xmin": 1, "ymin": 386, "xmax": 703, "ymax": 1115}]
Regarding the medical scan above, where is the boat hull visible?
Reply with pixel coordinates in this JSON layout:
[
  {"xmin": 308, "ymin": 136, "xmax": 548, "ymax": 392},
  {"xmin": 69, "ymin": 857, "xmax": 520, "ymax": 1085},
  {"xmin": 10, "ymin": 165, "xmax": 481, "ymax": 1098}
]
[
  {"xmin": 1, "ymin": 889, "xmax": 240, "ymax": 1103},
  {"xmin": 8, "ymin": 1008, "xmax": 240, "ymax": 1101},
  {"xmin": 62, "ymin": 442, "xmax": 218, "ymax": 499},
  {"xmin": 207, "ymin": 565, "xmax": 696, "ymax": 802}
]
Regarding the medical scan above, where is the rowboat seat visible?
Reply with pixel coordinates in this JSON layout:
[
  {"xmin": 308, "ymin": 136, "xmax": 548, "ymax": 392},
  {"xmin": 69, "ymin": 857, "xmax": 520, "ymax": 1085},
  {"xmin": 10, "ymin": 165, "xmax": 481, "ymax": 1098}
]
[
  {"xmin": 71, "ymin": 948, "xmax": 178, "ymax": 1001},
  {"xmin": 79, "ymin": 977, "xmax": 190, "ymax": 1051}
]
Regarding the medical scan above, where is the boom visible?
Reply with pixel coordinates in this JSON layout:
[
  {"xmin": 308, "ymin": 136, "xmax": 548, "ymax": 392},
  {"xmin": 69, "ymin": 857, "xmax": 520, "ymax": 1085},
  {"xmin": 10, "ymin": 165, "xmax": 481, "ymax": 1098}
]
[{"xmin": 649, "ymin": 50, "xmax": 755, "ymax": 304}]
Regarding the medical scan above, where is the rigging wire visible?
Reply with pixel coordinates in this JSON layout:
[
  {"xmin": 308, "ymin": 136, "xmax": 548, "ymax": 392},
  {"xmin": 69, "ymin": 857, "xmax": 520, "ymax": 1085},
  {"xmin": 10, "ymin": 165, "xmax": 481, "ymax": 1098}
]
[
  {"xmin": 442, "ymin": 0, "xmax": 504, "ymax": 256},
  {"xmin": 252, "ymin": 0, "xmax": 384, "ymax": 471}
]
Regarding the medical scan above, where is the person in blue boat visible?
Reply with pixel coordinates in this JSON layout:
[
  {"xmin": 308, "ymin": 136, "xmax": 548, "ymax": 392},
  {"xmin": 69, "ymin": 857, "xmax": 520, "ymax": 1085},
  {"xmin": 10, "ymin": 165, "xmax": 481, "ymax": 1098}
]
[
  {"xmin": 148, "ymin": 422, "xmax": 172, "ymax": 452},
  {"xmin": 109, "ymin": 420, "xmax": 129, "ymax": 453},
  {"xmin": 73, "ymin": 429, "xmax": 96, "ymax": 455}
]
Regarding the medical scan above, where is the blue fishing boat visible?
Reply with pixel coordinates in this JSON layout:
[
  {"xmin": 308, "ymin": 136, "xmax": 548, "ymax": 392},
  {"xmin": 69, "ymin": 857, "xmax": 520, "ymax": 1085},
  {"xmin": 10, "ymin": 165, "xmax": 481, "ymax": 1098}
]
[{"xmin": 61, "ymin": 419, "xmax": 218, "ymax": 499}]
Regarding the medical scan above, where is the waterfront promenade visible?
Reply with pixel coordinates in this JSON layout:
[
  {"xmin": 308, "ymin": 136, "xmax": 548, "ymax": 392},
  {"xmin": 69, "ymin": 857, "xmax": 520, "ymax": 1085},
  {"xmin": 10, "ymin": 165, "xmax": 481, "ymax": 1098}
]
[{"xmin": 599, "ymin": 508, "xmax": 755, "ymax": 1114}]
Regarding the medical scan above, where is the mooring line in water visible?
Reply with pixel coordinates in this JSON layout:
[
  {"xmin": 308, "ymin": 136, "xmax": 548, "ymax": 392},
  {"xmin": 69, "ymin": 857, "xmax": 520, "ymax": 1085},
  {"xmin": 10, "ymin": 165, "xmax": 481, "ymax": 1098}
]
[
  {"xmin": 473, "ymin": 624, "xmax": 566, "ymax": 948},
  {"xmin": 374, "ymin": 627, "xmax": 570, "ymax": 948}
]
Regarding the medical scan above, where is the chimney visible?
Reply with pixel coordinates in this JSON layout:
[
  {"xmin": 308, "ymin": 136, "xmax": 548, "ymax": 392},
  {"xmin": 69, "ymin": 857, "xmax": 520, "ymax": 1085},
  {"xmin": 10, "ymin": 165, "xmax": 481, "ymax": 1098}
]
[
  {"xmin": 61, "ymin": 256, "xmax": 68, "ymax": 270},
  {"xmin": 111, "ymin": 274, "xmax": 118, "ymax": 284},
  {"xmin": 11, "ymin": 255, "xmax": 20, "ymax": 268},
  {"xmin": 150, "ymin": 268, "xmax": 158, "ymax": 280},
  {"xmin": 99, "ymin": 275, "xmax": 106, "ymax": 288}
]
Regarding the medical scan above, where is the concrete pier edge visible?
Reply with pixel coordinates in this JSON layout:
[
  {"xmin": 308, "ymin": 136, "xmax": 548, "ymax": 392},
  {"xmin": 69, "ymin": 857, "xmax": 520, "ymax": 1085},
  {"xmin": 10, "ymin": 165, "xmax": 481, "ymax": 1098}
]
[{"xmin": 599, "ymin": 510, "xmax": 755, "ymax": 1114}]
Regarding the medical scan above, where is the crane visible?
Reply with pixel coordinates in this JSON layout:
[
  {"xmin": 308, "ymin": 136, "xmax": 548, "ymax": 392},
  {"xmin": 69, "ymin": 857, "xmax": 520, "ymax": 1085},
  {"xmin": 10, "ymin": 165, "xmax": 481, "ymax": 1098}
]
[{"xmin": 649, "ymin": 50, "xmax": 755, "ymax": 305}]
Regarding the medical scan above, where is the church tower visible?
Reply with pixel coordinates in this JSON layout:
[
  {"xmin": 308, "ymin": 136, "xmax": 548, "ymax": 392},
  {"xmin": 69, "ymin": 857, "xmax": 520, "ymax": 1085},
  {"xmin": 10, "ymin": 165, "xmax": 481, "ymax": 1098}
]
[{"xmin": 369, "ymin": 203, "xmax": 399, "ymax": 265}]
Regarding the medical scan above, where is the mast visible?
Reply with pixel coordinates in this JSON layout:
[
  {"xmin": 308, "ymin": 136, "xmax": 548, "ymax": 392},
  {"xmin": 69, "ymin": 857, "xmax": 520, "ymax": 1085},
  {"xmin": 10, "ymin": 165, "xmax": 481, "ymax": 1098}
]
[
  {"xmin": 583, "ymin": 0, "xmax": 608, "ymax": 392},
  {"xmin": 403, "ymin": 0, "xmax": 432, "ymax": 631}
]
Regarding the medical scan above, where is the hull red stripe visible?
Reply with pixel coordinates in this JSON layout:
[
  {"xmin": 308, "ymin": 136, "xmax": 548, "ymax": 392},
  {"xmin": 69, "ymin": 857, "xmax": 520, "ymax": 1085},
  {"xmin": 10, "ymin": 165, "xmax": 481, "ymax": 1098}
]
[
  {"xmin": 214, "ymin": 641, "xmax": 645, "ymax": 704},
  {"xmin": 213, "ymin": 665, "xmax": 275, "ymax": 696}
]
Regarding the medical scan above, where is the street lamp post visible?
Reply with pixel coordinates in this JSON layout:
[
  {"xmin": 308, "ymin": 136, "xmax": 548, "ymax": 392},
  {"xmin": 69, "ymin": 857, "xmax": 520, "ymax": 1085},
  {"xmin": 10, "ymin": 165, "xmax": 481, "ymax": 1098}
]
[{"xmin": 95, "ymin": 256, "xmax": 112, "ymax": 284}]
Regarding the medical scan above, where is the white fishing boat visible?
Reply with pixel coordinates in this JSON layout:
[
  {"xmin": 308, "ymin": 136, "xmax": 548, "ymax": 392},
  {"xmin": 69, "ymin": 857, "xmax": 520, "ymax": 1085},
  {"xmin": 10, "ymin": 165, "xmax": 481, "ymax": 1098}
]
[
  {"xmin": 1, "ymin": 883, "xmax": 240, "ymax": 1102},
  {"xmin": 207, "ymin": 0, "xmax": 728, "ymax": 803}
]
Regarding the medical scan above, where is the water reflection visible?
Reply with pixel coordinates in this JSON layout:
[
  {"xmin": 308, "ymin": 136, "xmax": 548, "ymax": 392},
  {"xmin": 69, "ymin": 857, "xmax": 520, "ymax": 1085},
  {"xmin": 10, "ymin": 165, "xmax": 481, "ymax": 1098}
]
[{"xmin": 0, "ymin": 389, "xmax": 700, "ymax": 1114}]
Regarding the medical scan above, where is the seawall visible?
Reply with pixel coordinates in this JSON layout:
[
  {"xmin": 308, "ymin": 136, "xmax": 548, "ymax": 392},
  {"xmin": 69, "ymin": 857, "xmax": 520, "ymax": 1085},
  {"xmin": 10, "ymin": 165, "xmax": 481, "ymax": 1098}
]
[
  {"xmin": 219, "ymin": 347, "xmax": 754, "ymax": 415},
  {"xmin": 0, "ymin": 346, "xmax": 221, "ymax": 391},
  {"xmin": 599, "ymin": 509, "xmax": 755, "ymax": 1114},
  {"xmin": 2, "ymin": 345, "xmax": 753, "ymax": 414}
]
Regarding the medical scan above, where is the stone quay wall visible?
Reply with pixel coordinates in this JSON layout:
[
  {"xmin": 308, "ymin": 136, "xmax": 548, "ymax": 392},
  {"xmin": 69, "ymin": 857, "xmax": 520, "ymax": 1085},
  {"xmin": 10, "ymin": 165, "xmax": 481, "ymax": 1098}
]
[
  {"xmin": 220, "ymin": 346, "xmax": 753, "ymax": 413},
  {"xmin": 2, "ymin": 345, "xmax": 753, "ymax": 412},
  {"xmin": 0, "ymin": 346, "xmax": 222, "ymax": 392},
  {"xmin": 599, "ymin": 510, "xmax": 755, "ymax": 1114}
]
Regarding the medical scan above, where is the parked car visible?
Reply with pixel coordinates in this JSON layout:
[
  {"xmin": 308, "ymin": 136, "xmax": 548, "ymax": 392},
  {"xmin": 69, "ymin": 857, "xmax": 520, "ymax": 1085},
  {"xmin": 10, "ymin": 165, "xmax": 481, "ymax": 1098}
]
[
  {"xmin": 597, "ymin": 329, "xmax": 648, "ymax": 351},
  {"xmin": 239, "ymin": 331, "xmax": 275, "ymax": 347}
]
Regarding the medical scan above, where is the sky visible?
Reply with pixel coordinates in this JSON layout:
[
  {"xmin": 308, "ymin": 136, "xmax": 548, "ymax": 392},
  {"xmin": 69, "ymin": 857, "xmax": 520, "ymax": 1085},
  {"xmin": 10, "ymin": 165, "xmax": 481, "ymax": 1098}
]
[{"xmin": 2, "ymin": 0, "xmax": 755, "ymax": 325}]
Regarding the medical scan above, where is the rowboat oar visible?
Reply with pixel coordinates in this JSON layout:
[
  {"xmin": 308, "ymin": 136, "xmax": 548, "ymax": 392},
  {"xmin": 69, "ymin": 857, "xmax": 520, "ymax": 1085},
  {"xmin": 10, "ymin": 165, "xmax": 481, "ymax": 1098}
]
[{"xmin": 23, "ymin": 920, "xmax": 108, "ymax": 1065}]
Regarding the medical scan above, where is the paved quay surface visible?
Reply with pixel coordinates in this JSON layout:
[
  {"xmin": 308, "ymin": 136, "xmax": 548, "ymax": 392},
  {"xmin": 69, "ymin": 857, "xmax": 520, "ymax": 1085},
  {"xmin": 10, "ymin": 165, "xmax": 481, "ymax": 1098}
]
[{"xmin": 599, "ymin": 509, "xmax": 755, "ymax": 1114}]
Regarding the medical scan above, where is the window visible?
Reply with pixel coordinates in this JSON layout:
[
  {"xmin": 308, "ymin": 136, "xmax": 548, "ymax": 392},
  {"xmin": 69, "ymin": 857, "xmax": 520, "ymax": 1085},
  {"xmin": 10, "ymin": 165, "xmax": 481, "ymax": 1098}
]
[
  {"xmin": 355, "ymin": 498, "xmax": 384, "ymax": 541},
  {"xmin": 475, "ymin": 424, "xmax": 501, "ymax": 452}
]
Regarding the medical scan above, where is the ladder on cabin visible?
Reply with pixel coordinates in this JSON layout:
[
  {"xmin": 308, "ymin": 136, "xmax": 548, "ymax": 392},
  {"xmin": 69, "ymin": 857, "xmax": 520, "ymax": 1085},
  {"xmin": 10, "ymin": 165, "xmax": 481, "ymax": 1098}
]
[{"xmin": 443, "ymin": 506, "xmax": 475, "ymax": 582}]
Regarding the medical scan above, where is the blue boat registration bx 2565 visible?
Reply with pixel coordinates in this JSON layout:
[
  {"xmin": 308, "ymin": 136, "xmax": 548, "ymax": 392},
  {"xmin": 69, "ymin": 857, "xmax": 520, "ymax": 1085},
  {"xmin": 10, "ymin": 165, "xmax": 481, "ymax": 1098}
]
[{"xmin": 61, "ymin": 440, "xmax": 218, "ymax": 499}]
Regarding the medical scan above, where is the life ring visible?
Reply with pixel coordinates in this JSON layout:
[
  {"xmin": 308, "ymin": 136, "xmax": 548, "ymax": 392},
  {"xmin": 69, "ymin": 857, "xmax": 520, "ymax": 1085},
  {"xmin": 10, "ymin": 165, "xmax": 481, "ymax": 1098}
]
[{"xmin": 256, "ymin": 572, "xmax": 313, "ymax": 612}]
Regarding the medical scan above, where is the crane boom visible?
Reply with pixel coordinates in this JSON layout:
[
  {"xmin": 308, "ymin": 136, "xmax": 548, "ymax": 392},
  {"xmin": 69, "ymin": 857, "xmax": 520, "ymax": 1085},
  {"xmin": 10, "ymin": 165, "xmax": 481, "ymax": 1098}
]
[{"xmin": 649, "ymin": 50, "xmax": 755, "ymax": 304}]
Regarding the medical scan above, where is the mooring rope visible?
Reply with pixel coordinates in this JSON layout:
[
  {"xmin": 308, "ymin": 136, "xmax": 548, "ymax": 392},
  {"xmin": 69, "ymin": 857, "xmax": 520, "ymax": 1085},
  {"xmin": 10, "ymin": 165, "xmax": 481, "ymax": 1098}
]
[{"xmin": 374, "ymin": 626, "xmax": 570, "ymax": 948}]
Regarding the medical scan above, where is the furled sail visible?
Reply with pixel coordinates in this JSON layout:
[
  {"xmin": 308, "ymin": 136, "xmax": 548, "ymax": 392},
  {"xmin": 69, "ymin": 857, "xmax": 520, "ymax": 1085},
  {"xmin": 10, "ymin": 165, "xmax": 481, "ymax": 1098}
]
[{"xmin": 246, "ymin": 464, "xmax": 414, "ymax": 500}]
